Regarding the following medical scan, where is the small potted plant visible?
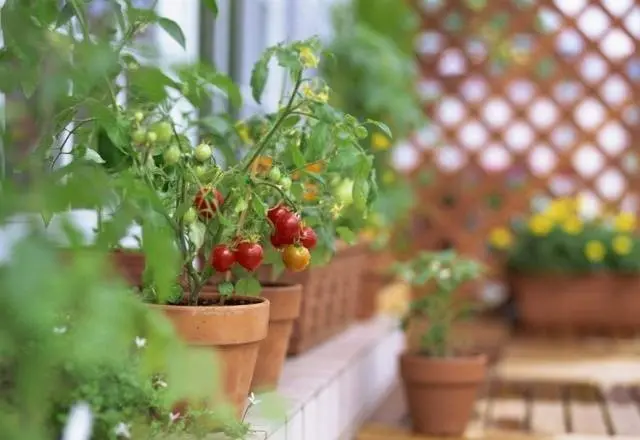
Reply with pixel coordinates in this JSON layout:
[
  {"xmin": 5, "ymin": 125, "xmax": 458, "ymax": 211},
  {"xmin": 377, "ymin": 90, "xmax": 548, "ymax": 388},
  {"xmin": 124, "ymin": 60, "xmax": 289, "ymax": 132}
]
[
  {"xmin": 393, "ymin": 251, "xmax": 486, "ymax": 437},
  {"xmin": 489, "ymin": 197, "xmax": 640, "ymax": 332},
  {"xmin": 113, "ymin": 35, "xmax": 379, "ymax": 408}
]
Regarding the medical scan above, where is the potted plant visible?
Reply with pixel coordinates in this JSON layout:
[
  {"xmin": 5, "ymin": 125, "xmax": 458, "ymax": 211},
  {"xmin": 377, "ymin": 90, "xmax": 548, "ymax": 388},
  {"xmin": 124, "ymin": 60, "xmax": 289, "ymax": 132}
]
[
  {"xmin": 115, "ymin": 37, "xmax": 379, "ymax": 405},
  {"xmin": 393, "ymin": 251, "xmax": 486, "ymax": 436},
  {"xmin": 489, "ymin": 197, "xmax": 640, "ymax": 332}
]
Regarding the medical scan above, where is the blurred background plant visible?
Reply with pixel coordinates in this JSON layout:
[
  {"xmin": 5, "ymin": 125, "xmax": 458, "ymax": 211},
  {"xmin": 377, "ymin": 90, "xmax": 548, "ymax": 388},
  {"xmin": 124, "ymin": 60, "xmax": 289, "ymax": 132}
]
[{"xmin": 322, "ymin": 0, "xmax": 424, "ymax": 251}]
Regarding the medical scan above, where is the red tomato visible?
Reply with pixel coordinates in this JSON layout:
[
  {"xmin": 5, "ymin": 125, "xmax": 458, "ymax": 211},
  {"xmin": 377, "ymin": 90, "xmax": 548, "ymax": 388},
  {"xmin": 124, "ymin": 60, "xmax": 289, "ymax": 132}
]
[
  {"xmin": 194, "ymin": 186, "xmax": 224, "ymax": 220},
  {"xmin": 235, "ymin": 242, "xmax": 264, "ymax": 271},
  {"xmin": 270, "ymin": 233, "xmax": 284, "ymax": 249},
  {"xmin": 267, "ymin": 204, "xmax": 290, "ymax": 225},
  {"xmin": 299, "ymin": 226, "xmax": 317, "ymax": 249},
  {"xmin": 282, "ymin": 245, "xmax": 310, "ymax": 272},
  {"xmin": 274, "ymin": 213, "xmax": 301, "ymax": 245},
  {"xmin": 211, "ymin": 244, "xmax": 235, "ymax": 272}
]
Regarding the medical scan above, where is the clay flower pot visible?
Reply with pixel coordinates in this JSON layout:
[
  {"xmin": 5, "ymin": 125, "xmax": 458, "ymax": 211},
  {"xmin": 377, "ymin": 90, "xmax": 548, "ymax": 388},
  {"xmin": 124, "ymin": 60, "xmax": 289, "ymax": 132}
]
[
  {"xmin": 251, "ymin": 283, "xmax": 303, "ymax": 391},
  {"xmin": 110, "ymin": 249, "xmax": 146, "ymax": 287},
  {"xmin": 156, "ymin": 294, "xmax": 269, "ymax": 418},
  {"xmin": 612, "ymin": 274, "xmax": 640, "ymax": 330},
  {"xmin": 511, "ymin": 272, "xmax": 611, "ymax": 331},
  {"xmin": 400, "ymin": 352, "xmax": 487, "ymax": 437}
]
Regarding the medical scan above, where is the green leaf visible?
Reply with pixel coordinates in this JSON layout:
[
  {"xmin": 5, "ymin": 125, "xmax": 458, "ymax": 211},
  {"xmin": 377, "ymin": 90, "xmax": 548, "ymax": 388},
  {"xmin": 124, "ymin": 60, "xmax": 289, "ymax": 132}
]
[
  {"xmin": 336, "ymin": 226, "xmax": 357, "ymax": 244},
  {"xmin": 366, "ymin": 119, "xmax": 393, "ymax": 139},
  {"xmin": 188, "ymin": 222, "xmax": 207, "ymax": 249},
  {"xmin": 56, "ymin": 2, "xmax": 76, "ymax": 28},
  {"xmin": 306, "ymin": 122, "xmax": 330, "ymax": 161},
  {"xmin": 96, "ymin": 128, "xmax": 132, "ymax": 172},
  {"xmin": 250, "ymin": 51, "xmax": 272, "ymax": 104},
  {"xmin": 235, "ymin": 277, "xmax": 262, "ymax": 296},
  {"xmin": 83, "ymin": 149, "xmax": 105, "ymax": 164},
  {"xmin": 202, "ymin": 0, "xmax": 219, "ymax": 16},
  {"xmin": 158, "ymin": 17, "xmax": 186, "ymax": 49},
  {"xmin": 208, "ymin": 73, "xmax": 242, "ymax": 109},
  {"xmin": 251, "ymin": 197, "xmax": 267, "ymax": 217},
  {"xmin": 218, "ymin": 281, "xmax": 234, "ymax": 296},
  {"xmin": 289, "ymin": 141, "xmax": 305, "ymax": 169},
  {"xmin": 128, "ymin": 66, "xmax": 177, "ymax": 103}
]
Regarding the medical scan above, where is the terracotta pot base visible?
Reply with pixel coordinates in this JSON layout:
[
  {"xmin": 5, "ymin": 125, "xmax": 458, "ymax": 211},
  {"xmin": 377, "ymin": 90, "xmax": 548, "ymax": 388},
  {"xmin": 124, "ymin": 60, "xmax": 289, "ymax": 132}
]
[
  {"xmin": 155, "ymin": 294, "xmax": 269, "ymax": 418},
  {"xmin": 400, "ymin": 353, "xmax": 487, "ymax": 437},
  {"xmin": 252, "ymin": 283, "xmax": 303, "ymax": 391}
]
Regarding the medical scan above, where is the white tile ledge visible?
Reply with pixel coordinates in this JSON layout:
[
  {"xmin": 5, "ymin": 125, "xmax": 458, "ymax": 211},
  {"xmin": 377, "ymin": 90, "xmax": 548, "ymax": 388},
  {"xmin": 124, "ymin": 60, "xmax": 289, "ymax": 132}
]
[{"xmin": 244, "ymin": 315, "xmax": 404, "ymax": 440}]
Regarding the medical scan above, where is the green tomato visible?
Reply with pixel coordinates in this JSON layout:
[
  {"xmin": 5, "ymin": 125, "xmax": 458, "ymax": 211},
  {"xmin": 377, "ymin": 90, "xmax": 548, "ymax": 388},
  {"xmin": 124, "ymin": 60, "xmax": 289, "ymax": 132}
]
[
  {"xmin": 334, "ymin": 179, "xmax": 354, "ymax": 206},
  {"xmin": 193, "ymin": 165, "xmax": 208, "ymax": 180},
  {"xmin": 163, "ymin": 145, "xmax": 181, "ymax": 166},
  {"xmin": 132, "ymin": 129, "xmax": 147, "ymax": 144},
  {"xmin": 268, "ymin": 167, "xmax": 282, "ymax": 182},
  {"xmin": 280, "ymin": 176, "xmax": 292, "ymax": 190},
  {"xmin": 183, "ymin": 207, "xmax": 197, "ymax": 225},
  {"xmin": 134, "ymin": 111, "xmax": 144, "ymax": 122},
  {"xmin": 355, "ymin": 126, "xmax": 368, "ymax": 139},
  {"xmin": 153, "ymin": 121, "xmax": 173, "ymax": 143},
  {"xmin": 146, "ymin": 131, "xmax": 158, "ymax": 144},
  {"xmin": 194, "ymin": 143, "xmax": 212, "ymax": 162}
]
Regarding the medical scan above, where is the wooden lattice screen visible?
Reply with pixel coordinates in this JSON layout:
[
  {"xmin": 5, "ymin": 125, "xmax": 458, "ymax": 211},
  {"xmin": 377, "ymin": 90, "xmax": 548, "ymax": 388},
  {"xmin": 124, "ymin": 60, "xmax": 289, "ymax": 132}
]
[{"xmin": 399, "ymin": 0, "xmax": 639, "ymax": 268}]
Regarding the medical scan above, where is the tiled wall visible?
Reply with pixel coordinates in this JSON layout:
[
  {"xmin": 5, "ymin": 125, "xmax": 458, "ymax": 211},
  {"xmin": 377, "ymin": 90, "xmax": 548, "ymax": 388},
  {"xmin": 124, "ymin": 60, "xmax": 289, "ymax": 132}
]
[{"xmin": 246, "ymin": 317, "xmax": 404, "ymax": 440}]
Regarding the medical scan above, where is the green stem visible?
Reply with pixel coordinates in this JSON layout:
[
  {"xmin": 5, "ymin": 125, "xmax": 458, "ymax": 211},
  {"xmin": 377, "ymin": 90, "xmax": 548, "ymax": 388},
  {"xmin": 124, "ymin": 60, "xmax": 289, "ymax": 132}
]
[
  {"xmin": 242, "ymin": 72, "xmax": 303, "ymax": 172},
  {"xmin": 252, "ymin": 179, "xmax": 298, "ymax": 210},
  {"xmin": 69, "ymin": 0, "xmax": 119, "ymax": 108}
]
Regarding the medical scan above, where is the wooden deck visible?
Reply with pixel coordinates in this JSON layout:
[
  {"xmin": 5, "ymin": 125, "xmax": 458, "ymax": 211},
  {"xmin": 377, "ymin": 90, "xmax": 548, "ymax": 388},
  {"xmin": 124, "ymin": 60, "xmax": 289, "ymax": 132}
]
[{"xmin": 357, "ymin": 338, "xmax": 640, "ymax": 440}]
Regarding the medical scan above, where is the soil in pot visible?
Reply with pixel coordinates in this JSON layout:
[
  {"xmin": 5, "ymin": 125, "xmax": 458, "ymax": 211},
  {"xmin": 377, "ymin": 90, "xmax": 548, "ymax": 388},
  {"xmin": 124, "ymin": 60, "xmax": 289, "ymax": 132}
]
[
  {"xmin": 155, "ymin": 293, "xmax": 269, "ymax": 418},
  {"xmin": 400, "ymin": 352, "xmax": 487, "ymax": 437},
  {"xmin": 251, "ymin": 283, "xmax": 303, "ymax": 391}
]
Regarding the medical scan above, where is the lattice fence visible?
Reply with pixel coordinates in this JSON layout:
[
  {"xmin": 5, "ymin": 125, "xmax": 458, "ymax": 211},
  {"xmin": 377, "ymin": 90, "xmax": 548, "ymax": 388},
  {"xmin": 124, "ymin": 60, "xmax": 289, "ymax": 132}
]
[{"xmin": 395, "ymin": 0, "xmax": 639, "ymax": 268}]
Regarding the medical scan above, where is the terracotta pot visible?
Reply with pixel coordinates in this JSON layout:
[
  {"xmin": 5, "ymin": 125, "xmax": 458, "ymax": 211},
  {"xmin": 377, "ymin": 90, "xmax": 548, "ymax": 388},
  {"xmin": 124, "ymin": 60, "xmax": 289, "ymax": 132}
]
[
  {"xmin": 400, "ymin": 353, "xmax": 487, "ymax": 437},
  {"xmin": 110, "ymin": 249, "xmax": 146, "ymax": 287},
  {"xmin": 511, "ymin": 272, "xmax": 611, "ymax": 331},
  {"xmin": 405, "ymin": 316, "xmax": 508, "ymax": 366},
  {"xmin": 156, "ymin": 294, "xmax": 269, "ymax": 417},
  {"xmin": 612, "ymin": 274, "xmax": 640, "ymax": 329},
  {"xmin": 251, "ymin": 283, "xmax": 303, "ymax": 391}
]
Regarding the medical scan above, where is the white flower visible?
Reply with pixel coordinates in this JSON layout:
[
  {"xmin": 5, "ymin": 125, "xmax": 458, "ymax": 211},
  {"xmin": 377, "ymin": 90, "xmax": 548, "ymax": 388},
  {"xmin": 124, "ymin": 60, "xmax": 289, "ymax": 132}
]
[
  {"xmin": 53, "ymin": 326, "xmax": 68, "ymax": 334},
  {"xmin": 169, "ymin": 412, "xmax": 181, "ymax": 423},
  {"xmin": 114, "ymin": 422, "xmax": 131, "ymax": 439},
  {"xmin": 429, "ymin": 261, "xmax": 441, "ymax": 272},
  {"xmin": 134, "ymin": 336, "xmax": 146, "ymax": 348},
  {"xmin": 61, "ymin": 402, "xmax": 93, "ymax": 440},
  {"xmin": 439, "ymin": 268, "xmax": 451, "ymax": 280},
  {"xmin": 155, "ymin": 379, "xmax": 168, "ymax": 388},
  {"xmin": 248, "ymin": 392, "xmax": 261, "ymax": 406}
]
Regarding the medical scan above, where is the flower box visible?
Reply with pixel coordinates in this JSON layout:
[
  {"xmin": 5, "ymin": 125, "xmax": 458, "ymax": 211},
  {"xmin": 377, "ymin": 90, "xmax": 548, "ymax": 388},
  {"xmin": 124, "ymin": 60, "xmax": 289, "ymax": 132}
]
[{"xmin": 512, "ymin": 272, "xmax": 640, "ymax": 333}]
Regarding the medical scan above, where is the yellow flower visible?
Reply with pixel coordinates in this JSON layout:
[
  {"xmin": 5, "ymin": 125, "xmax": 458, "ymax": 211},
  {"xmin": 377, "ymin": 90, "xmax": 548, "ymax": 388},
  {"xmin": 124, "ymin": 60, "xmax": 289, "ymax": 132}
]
[
  {"xmin": 612, "ymin": 235, "xmax": 633, "ymax": 256},
  {"xmin": 584, "ymin": 240, "xmax": 606, "ymax": 263},
  {"xmin": 562, "ymin": 217, "xmax": 583, "ymax": 235},
  {"xmin": 299, "ymin": 47, "xmax": 319, "ymax": 68},
  {"xmin": 528, "ymin": 214, "xmax": 553, "ymax": 236},
  {"xmin": 316, "ymin": 91, "xmax": 329, "ymax": 103},
  {"xmin": 614, "ymin": 212, "xmax": 636, "ymax": 233},
  {"xmin": 301, "ymin": 83, "xmax": 314, "ymax": 99},
  {"xmin": 371, "ymin": 132, "xmax": 391, "ymax": 151},
  {"xmin": 235, "ymin": 122, "xmax": 252, "ymax": 144},
  {"xmin": 382, "ymin": 170, "xmax": 396, "ymax": 184},
  {"xmin": 544, "ymin": 198, "xmax": 576, "ymax": 222},
  {"xmin": 489, "ymin": 227, "xmax": 512, "ymax": 249}
]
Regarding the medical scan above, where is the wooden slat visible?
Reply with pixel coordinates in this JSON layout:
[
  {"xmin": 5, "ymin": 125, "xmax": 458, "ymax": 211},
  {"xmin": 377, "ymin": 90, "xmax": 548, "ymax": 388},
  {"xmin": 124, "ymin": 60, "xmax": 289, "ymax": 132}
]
[
  {"xmin": 602, "ymin": 387, "xmax": 640, "ymax": 437},
  {"xmin": 567, "ymin": 385, "xmax": 609, "ymax": 436},
  {"xmin": 529, "ymin": 384, "xmax": 566, "ymax": 435},
  {"xmin": 487, "ymin": 397, "xmax": 528, "ymax": 432}
]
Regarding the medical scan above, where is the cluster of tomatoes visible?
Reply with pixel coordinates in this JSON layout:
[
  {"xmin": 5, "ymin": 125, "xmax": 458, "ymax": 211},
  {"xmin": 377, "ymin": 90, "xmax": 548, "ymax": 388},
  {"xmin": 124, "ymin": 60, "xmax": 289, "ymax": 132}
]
[
  {"xmin": 210, "ymin": 241, "xmax": 264, "ymax": 272},
  {"xmin": 267, "ymin": 204, "xmax": 316, "ymax": 272}
]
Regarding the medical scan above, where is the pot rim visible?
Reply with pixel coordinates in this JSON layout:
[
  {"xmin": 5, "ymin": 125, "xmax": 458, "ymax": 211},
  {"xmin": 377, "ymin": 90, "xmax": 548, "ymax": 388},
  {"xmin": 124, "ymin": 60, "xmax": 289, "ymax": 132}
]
[
  {"xmin": 153, "ymin": 295, "xmax": 268, "ymax": 310},
  {"xmin": 400, "ymin": 351, "xmax": 488, "ymax": 364}
]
